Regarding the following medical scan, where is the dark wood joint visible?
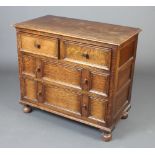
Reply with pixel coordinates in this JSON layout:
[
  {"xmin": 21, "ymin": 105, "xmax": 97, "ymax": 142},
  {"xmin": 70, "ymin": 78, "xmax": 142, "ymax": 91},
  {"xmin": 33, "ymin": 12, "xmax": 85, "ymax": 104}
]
[{"xmin": 80, "ymin": 94, "xmax": 90, "ymax": 117}]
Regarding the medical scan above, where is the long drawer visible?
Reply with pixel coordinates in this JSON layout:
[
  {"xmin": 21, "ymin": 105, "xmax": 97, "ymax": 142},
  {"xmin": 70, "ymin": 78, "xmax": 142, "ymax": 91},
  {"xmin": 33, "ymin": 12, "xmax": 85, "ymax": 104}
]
[
  {"xmin": 21, "ymin": 76, "xmax": 108, "ymax": 123},
  {"xmin": 22, "ymin": 54, "xmax": 110, "ymax": 97}
]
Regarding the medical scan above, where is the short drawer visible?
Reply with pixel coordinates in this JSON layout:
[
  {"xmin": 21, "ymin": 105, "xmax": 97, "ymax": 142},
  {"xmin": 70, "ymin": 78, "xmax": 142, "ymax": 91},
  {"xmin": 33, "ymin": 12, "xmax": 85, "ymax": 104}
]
[
  {"xmin": 20, "ymin": 33, "xmax": 58, "ymax": 58},
  {"xmin": 61, "ymin": 41, "xmax": 112, "ymax": 70}
]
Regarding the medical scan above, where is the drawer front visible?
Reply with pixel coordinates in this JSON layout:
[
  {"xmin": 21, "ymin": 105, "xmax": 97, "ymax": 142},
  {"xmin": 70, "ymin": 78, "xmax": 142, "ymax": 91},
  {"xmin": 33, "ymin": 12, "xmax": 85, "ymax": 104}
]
[
  {"xmin": 20, "ymin": 76, "xmax": 107, "ymax": 122},
  {"xmin": 21, "ymin": 54, "xmax": 109, "ymax": 96},
  {"xmin": 61, "ymin": 41, "xmax": 111, "ymax": 70},
  {"xmin": 43, "ymin": 61, "xmax": 109, "ymax": 96},
  {"xmin": 40, "ymin": 83, "xmax": 107, "ymax": 122},
  {"xmin": 20, "ymin": 53, "xmax": 109, "ymax": 122},
  {"xmin": 43, "ymin": 61, "xmax": 81, "ymax": 88},
  {"xmin": 20, "ymin": 33, "xmax": 58, "ymax": 58},
  {"xmin": 44, "ymin": 84, "xmax": 81, "ymax": 115}
]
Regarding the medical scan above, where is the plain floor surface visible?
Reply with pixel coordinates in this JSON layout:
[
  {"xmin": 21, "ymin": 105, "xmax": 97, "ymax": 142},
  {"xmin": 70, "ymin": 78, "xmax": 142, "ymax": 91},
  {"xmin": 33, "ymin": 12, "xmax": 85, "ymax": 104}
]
[{"xmin": 0, "ymin": 69, "xmax": 155, "ymax": 148}]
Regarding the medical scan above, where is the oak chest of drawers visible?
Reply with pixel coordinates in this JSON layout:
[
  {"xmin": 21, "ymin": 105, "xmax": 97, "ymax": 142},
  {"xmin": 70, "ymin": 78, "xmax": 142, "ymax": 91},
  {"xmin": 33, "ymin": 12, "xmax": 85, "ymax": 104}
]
[{"xmin": 15, "ymin": 15, "xmax": 141, "ymax": 141}]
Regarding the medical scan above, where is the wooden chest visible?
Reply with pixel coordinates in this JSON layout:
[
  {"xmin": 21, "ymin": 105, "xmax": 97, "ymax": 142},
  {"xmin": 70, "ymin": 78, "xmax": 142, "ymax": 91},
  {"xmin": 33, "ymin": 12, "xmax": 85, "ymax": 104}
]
[{"xmin": 15, "ymin": 15, "xmax": 141, "ymax": 141}]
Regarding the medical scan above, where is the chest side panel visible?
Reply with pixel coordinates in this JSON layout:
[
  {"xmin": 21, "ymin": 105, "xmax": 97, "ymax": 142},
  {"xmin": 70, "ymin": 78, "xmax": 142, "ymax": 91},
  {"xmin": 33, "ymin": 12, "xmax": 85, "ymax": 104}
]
[{"xmin": 113, "ymin": 36, "xmax": 138, "ymax": 122}]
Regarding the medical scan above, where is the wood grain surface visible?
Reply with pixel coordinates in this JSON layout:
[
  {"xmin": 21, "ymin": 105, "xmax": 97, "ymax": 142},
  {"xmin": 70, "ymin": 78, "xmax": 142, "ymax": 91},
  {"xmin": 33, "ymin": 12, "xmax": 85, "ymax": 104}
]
[{"xmin": 15, "ymin": 15, "xmax": 141, "ymax": 141}]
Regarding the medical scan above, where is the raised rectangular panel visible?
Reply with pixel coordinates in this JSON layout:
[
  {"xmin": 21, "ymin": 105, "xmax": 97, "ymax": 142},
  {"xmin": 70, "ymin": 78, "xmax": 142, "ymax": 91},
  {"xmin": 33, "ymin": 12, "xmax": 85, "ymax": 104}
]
[
  {"xmin": 114, "ymin": 84, "xmax": 130, "ymax": 116},
  {"xmin": 43, "ymin": 62, "xmax": 81, "ymax": 87},
  {"xmin": 91, "ymin": 73, "xmax": 109, "ymax": 96},
  {"xmin": 44, "ymin": 85, "xmax": 81, "ymax": 114},
  {"xmin": 23, "ymin": 78, "xmax": 36, "ymax": 101},
  {"xmin": 117, "ymin": 63, "xmax": 132, "ymax": 89},
  {"xmin": 119, "ymin": 41, "xmax": 135, "ymax": 66},
  {"xmin": 22, "ymin": 54, "xmax": 36, "ymax": 75},
  {"xmin": 90, "ymin": 98, "xmax": 107, "ymax": 122}
]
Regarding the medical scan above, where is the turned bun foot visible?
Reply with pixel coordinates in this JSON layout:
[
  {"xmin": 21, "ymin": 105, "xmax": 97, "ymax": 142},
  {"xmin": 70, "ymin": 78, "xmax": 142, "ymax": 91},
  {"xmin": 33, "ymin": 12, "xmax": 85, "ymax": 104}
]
[
  {"xmin": 101, "ymin": 132, "xmax": 112, "ymax": 142},
  {"xmin": 23, "ymin": 105, "xmax": 32, "ymax": 113},
  {"xmin": 121, "ymin": 111, "xmax": 128, "ymax": 119}
]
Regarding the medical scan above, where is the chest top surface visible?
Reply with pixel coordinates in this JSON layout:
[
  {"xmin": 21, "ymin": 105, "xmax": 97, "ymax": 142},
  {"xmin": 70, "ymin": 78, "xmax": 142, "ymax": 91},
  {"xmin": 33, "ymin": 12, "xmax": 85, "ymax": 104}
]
[{"xmin": 15, "ymin": 15, "xmax": 140, "ymax": 46}]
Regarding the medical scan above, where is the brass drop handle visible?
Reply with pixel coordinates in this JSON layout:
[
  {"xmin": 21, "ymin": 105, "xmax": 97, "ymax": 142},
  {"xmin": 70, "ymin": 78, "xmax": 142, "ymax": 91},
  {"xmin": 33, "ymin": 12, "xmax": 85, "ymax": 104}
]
[
  {"xmin": 34, "ymin": 41, "xmax": 41, "ymax": 49},
  {"xmin": 38, "ymin": 91, "xmax": 42, "ymax": 97},
  {"xmin": 83, "ymin": 79, "xmax": 88, "ymax": 85},
  {"xmin": 82, "ymin": 52, "xmax": 89, "ymax": 59},
  {"xmin": 38, "ymin": 89, "xmax": 44, "ymax": 103},
  {"xmin": 38, "ymin": 91, "xmax": 43, "ymax": 103},
  {"xmin": 36, "ymin": 67, "xmax": 41, "ymax": 73}
]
